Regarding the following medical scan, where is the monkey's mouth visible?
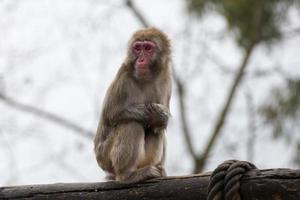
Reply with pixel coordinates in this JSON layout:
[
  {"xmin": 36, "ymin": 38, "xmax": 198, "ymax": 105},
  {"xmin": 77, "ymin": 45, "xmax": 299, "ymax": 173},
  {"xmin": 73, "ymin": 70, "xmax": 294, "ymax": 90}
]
[{"xmin": 136, "ymin": 65, "xmax": 150, "ymax": 73}]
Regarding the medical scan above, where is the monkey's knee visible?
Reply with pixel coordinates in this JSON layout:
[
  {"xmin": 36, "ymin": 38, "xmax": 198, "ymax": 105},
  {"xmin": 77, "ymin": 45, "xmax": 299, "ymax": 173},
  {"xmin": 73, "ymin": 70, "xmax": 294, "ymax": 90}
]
[
  {"xmin": 94, "ymin": 138, "xmax": 115, "ymax": 173},
  {"xmin": 95, "ymin": 147, "xmax": 110, "ymax": 171}
]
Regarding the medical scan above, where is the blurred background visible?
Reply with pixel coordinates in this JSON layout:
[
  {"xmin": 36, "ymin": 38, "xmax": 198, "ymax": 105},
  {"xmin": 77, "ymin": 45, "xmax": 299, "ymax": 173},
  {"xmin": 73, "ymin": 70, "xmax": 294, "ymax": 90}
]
[{"xmin": 0, "ymin": 0, "xmax": 299, "ymax": 186}]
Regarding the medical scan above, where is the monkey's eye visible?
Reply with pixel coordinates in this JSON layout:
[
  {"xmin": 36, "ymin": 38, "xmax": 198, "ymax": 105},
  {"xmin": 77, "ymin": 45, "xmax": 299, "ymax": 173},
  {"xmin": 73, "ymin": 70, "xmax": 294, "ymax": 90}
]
[
  {"xmin": 144, "ymin": 44, "xmax": 153, "ymax": 51},
  {"xmin": 133, "ymin": 44, "xmax": 142, "ymax": 52}
]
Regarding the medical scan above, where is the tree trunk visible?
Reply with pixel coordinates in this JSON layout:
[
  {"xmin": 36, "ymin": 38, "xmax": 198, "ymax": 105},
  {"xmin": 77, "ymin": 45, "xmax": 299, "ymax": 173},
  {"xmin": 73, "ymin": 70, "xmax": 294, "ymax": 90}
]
[{"xmin": 1, "ymin": 169, "xmax": 299, "ymax": 200}]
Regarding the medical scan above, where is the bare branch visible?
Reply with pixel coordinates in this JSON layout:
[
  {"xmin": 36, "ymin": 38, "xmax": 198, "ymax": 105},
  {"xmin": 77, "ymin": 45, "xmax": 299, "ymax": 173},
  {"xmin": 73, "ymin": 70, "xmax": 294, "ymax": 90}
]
[
  {"xmin": 245, "ymin": 88, "xmax": 256, "ymax": 162},
  {"xmin": 1, "ymin": 169, "xmax": 300, "ymax": 200},
  {"xmin": 125, "ymin": 0, "xmax": 149, "ymax": 27},
  {"xmin": 196, "ymin": 43, "xmax": 256, "ymax": 172},
  {"xmin": 173, "ymin": 74, "xmax": 198, "ymax": 159},
  {"xmin": 0, "ymin": 93, "xmax": 94, "ymax": 139}
]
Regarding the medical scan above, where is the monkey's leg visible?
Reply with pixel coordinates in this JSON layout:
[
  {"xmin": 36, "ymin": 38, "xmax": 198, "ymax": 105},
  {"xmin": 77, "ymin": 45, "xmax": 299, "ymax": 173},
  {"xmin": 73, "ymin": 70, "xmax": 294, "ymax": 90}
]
[
  {"xmin": 144, "ymin": 130, "xmax": 167, "ymax": 176},
  {"xmin": 111, "ymin": 122, "xmax": 162, "ymax": 183}
]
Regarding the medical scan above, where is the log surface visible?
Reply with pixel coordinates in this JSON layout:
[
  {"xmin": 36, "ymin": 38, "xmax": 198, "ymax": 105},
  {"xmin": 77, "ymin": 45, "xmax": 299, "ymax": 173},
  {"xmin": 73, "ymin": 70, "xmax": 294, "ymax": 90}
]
[{"xmin": 0, "ymin": 169, "xmax": 299, "ymax": 200}]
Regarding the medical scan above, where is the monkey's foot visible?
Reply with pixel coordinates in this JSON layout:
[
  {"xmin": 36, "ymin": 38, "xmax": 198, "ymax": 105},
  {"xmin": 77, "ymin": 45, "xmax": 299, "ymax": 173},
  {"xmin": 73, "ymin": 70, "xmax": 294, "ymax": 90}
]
[{"xmin": 148, "ymin": 165, "xmax": 163, "ymax": 178}]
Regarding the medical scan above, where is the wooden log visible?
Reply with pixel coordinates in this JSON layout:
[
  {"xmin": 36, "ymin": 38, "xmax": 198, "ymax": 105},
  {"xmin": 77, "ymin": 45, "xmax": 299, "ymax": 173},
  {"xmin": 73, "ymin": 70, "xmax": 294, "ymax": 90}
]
[{"xmin": 0, "ymin": 169, "xmax": 299, "ymax": 200}]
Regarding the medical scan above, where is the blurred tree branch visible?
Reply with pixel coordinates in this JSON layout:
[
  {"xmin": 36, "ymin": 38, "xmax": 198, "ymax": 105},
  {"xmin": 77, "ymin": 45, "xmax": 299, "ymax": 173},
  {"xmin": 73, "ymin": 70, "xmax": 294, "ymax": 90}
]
[
  {"xmin": 174, "ymin": 73, "xmax": 198, "ymax": 159},
  {"xmin": 245, "ymin": 88, "xmax": 257, "ymax": 162},
  {"xmin": 196, "ymin": 43, "xmax": 256, "ymax": 171},
  {"xmin": 0, "ymin": 92, "xmax": 94, "ymax": 139},
  {"xmin": 126, "ymin": 0, "xmax": 148, "ymax": 27}
]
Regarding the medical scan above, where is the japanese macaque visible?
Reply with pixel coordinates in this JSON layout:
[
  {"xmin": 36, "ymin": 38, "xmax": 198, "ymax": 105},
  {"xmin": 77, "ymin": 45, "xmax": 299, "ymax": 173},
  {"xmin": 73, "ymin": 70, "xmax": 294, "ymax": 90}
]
[{"xmin": 94, "ymin": 28, "xmax": 172, "ymax": 183}]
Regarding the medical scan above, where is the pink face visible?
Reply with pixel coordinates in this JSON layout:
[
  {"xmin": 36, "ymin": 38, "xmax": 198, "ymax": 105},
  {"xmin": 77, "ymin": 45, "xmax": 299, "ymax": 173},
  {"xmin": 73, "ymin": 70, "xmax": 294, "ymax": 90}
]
[{"xmin": 132, "ymin": 40, "xmax": 156, "ymax": 74}]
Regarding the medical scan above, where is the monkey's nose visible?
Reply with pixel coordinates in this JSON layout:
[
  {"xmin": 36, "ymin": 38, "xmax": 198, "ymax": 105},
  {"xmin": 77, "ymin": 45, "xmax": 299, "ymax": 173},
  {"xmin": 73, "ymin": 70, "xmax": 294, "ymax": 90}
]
[{"xmin": 138, "ymin": 57, "xmax": 147, "ymax": 64}]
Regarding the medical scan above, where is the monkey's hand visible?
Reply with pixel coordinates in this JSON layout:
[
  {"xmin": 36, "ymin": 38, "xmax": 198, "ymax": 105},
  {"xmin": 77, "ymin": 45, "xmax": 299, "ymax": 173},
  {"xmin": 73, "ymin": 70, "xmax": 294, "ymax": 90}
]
[{"xmin": 145, "ymin": 103, "xmax": 170, "ymax": 129}]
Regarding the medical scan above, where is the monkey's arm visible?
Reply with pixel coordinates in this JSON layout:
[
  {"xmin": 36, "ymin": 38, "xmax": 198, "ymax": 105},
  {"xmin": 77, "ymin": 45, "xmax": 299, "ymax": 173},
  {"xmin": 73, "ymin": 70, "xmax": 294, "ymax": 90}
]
[
  {"xmin": 114, "ymin": 103, "xmax": 149, "ymax": 125},
  {"xmin": 105, "ymin": 101, "xmax": 169, "ymax": 128},
  {"xmin": 117, "ymin": 103, "xmax": 170, "ymax": 130},
  {"xmin": 102, "ymin": 77, "xmax": 148, "ymax": 126}
]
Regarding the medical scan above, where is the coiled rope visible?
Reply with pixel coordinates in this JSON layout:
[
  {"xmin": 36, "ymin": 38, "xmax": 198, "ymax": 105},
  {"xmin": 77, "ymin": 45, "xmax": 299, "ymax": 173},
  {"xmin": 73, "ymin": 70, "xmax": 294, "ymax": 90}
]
[{"xmin": 207, "ymin": 160, "xmax": 257, "ymax": 200}]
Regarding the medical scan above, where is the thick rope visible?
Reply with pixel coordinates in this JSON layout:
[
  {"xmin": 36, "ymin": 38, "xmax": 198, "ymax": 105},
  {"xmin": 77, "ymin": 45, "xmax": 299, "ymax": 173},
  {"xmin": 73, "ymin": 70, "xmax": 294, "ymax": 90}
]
[{"xmin": 207, "ymin": 160, "xmax": 257, "ymax": 200}]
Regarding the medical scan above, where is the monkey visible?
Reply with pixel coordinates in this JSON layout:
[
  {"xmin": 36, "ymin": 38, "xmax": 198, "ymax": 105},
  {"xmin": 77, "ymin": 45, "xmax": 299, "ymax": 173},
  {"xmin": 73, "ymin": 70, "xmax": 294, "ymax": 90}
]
[{"xmin": 94, "ymin": 28, "xmax": 172, "ymax": 183}]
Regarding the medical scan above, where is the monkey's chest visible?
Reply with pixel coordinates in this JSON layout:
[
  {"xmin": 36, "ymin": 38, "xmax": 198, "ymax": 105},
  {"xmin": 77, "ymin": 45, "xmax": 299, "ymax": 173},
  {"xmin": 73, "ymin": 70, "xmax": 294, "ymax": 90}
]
[{"xmin": 130, "ymin": 86, "xmax": 162, "ymax": 104}]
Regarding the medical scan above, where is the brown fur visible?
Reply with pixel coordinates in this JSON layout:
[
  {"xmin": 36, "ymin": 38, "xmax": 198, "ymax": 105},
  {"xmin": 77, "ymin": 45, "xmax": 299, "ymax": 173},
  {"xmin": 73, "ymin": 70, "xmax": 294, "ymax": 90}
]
[{"xmin": 94, "ymin": 28, "xmax": 171, "ymax": 183}]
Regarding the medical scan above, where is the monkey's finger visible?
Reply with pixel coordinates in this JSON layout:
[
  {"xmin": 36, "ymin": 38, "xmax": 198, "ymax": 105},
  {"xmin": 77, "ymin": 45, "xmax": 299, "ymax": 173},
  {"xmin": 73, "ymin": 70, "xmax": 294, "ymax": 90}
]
[
  {"xmin": 152, "ymin": 103, "xmax": 162, "ymax": 113},
  {"xmin": 146, "ymin": 104, "xmax": 155, "ymax": 114}
]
